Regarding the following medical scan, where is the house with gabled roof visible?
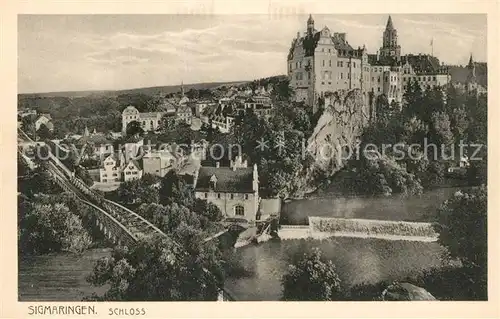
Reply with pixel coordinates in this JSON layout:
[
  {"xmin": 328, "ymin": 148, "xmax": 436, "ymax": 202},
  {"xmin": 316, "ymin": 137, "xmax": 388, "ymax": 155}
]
[
  {"xmin": 123, "ymin": 159, "xmax": 143, "ymax": 182},
  {"xmin": 99, "ymin": 151, "xmax": 126, "ymax": 183},
  {"xmin": 193, "ymin": 156, "xmax": 260, "ymax": 224},
  {"xmin": 35, "ymin": 113, "xmax": 54, "ymax": 132}
]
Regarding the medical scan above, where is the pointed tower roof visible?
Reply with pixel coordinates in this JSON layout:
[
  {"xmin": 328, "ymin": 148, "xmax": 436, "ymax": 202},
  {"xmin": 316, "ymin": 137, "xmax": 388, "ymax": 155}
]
[
  {"xmin": 307, "ymin": 14, "xmax": 314, "ymax": 24},
  {"xmin": 386, "ymin": 15, "xmax": 394, "ymax": 29},
  {"xmin": 468, "ymin": 53, "xmax": 474, "ymax": 67},
  {"xmin": 83, "ymin": 126, "xmax": 90, "ymax": 137}
]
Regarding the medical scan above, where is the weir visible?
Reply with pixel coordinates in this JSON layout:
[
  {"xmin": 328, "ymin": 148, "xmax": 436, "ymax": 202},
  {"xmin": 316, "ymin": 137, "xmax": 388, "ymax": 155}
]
[{"xmin": 276, "ymin": 217, "xmax": 438, "ymax": 242}]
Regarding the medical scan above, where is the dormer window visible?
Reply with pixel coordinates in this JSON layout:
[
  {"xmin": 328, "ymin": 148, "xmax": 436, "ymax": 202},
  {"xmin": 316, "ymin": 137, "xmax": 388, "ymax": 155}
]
[{"xmin": 210, "ymin": 174, "xmax": 217, "ymax": 189}]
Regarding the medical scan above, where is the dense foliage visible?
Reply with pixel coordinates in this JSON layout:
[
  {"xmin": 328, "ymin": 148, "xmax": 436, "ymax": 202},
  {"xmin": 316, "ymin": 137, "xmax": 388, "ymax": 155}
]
[
  {"xmin": 18, "ymin": 194, "xmax": 93, "ymax": 255},
  {"xmin": 334, "ymin": 82, "xmax": 487, "ymax": 196},
  {"xmin": 282, "ymin": 248, "xmax": 342, "ymax": 301},
  {"xmin": 88, "ymin": 169, "xmax": 227, "ymax": 301}
]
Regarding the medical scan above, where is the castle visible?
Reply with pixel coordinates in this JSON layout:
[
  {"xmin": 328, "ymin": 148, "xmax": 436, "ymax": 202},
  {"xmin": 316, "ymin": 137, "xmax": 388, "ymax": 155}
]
[{"xmin": 287, "ymin": 15, "xmax": 460, "ymax": 110}]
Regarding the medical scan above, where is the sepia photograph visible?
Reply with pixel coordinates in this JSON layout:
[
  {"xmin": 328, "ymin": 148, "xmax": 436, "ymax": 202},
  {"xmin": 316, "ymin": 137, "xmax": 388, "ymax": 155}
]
[{"xmin": 15, "ymin": 11, "xmax": 488, "ymax": 306}]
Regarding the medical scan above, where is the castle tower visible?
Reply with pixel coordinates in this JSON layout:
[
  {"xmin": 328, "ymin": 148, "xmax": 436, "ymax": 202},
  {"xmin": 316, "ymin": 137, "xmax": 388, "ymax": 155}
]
[
  {"xmin": 380, "ymin": 15, "xmax": 401, "ymax": 60},
  {"xmin": 307, "ymin": 14, "xmax": 315, "ymax": 35}
]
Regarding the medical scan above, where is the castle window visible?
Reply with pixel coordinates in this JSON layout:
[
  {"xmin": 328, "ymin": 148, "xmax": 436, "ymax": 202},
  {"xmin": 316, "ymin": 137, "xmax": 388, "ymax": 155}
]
[
  {"xmin": 245, "ymin": 194, "xmax": 249, "ymax": 200},
  {"xmin": 378, "ymin": 87, "xmax": 381, "ymax": 92},
  {"xmin": 340, "ymin": 73, "xmax": 343, "ymax": 80},
  {"xmin": 328, "ymin": 49, "xmax": 331, "ymax": 53},
  {"xmin": 322, "ymin": 60, "xmax": 325, "ymax": 67},
  {"xmin": 235, "ymin": 205, "xmax": 244, "ymax": 216},
  {"xmin": 377, "ymin": 77, "xmax": 380, "ymax": 83},
  {"xmin": 204, "ymin": 193, "xmax": 208, "ymax": 199},
  {"xmin": 230, "ymin": 194, "xmax": 234, "ymax": 200},
  {"xmin": 353, "ymin": 62, "xmax": 356, "ymax": 68},
  {"xmin": 217, "ymin": 193, "xmax": 221, "ymax": 199},
  {"xmin": 329, "ymin": 60, "xmax": 332, "ymax": 67},
  {"xmin": 347, "ymin": 73, "xmax": 350, "ymax": 79}
]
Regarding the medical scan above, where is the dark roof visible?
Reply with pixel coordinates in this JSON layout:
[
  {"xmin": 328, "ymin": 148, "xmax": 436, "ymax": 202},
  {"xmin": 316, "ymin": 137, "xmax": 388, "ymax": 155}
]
[
  {"xmin": 386, "ymin": 15, "xmax": 394, "ymax": 30},
  {"xmin": 448, "ymin": 63, "xmax": 487, "ymax": 87},
  {"xmin": 195, "ymin": 166, "xmax": 254, "ymax": 193},
  {"xmin": 402, "ymin": 54, "xmax": 448, "ymax": 74}
]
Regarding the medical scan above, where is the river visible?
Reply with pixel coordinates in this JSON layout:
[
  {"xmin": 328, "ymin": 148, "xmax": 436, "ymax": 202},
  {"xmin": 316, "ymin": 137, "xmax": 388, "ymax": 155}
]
[{"xmin": 18, "ymin": 187, "xmax": 461, "ymax": 301}]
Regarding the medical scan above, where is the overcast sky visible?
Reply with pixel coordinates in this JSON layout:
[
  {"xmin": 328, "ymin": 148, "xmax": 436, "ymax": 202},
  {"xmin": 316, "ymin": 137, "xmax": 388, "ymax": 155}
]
[{"xmin": 18, "ymin": 14, "xmax": 487, "ymax": 93}]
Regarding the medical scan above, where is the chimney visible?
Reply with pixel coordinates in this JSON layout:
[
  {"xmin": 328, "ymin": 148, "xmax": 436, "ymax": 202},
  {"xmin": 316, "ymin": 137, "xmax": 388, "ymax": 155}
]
[{"xmin": 215, "ymin": 162, "xmax": 220, "ymax": 168}]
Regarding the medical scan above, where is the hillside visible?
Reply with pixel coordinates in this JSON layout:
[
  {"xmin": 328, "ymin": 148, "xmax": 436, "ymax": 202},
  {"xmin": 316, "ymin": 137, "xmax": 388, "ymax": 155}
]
[{"xmin": 19, "ymin": 80, "xmax": 251, "ymax": 98}]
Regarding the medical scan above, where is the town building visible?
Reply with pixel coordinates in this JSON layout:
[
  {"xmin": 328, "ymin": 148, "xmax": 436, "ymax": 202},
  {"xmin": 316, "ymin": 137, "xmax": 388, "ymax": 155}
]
[
  {"xmin": 287, "ymin": 15, "xmax": 453, "ymax": 109},
  {"xmin": 78, "ymin": 127, "xmax": 114, "ymax": 159},
  {"xmin": 177, "ymin": 104, "xmax": 193, "ymax": 125},
  {"xmin": 123, "ymin": 159, "xmax": 143, "ymax": 182},
  {"xmin": 193, "ymin": 156, "xmax": 260, "ymax": 224},
  {"xmin": 35, "ymin": 113, "xmax": 54, "ymax": 132},
  {"xmin": 99, "ymin": 152, "xmax": 126, "ymax": 183},
  {"xmin": 121, "ymin": 105, "xmax": 163, "ymax": 134},
  {"xmin": 142, "ymin": 149, "xmax": 177, "ymax": 177}
]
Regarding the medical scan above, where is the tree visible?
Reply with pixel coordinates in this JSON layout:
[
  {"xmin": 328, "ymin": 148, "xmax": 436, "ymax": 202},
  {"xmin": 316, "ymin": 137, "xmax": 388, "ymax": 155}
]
[
  {"xmin": 116, "ymin": 175, "xmax": 160, "ymax": 206},
  {"xmin": 37, "ymin": 123, "xmax": 52, "ymax": 140},
  {"xmin": 435, "ymin": 186, "xmax": 487, "ymax": 298},
  {"xmin": 160, "ymin": 170, "xmax": 193, "ymax": 207},
  {"xmin": 282, "ymin": 248, "xmax": 342, "ymax": 301},
  {"xmin": 19, "ymin": 202, "xmax": 92, "ymax": 255},
  {"xmin": 87, "ymin": 235, "xmax": 224, "ymax": 301},
  {"xmin": 126, "ymin": 121, "xmax": 144, "ymax": 137},
  {"xmin": 192, "ymin": 198, "xmax": 223, "ymax": 222}
]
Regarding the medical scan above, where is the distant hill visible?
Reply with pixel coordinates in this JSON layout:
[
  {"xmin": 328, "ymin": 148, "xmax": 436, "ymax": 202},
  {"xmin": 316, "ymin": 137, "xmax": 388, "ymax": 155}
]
[
  {"xmin": 19, "ymin": 80, "xmax": 251, "ymax": 98},
  {"xmin": 447, "ymin": 62, "xmax": 487, "ymax": 87}
]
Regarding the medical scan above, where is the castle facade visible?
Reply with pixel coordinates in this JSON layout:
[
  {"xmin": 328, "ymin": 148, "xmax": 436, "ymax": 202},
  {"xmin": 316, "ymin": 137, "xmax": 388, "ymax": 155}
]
[{"xmin": 287, "ymin": 15, "xmax": 454, "ymax": 110}]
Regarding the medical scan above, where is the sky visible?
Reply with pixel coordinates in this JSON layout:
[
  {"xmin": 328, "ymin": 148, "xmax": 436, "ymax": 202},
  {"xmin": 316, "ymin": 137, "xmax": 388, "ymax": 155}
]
[{"xmin": 18, "ymin": 14, "xmax": 487, "ymax": 93}]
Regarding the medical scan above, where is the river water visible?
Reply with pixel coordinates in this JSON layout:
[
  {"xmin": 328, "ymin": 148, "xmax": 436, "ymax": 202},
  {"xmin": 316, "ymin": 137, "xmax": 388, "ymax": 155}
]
[{"xmin": 18, "ymin": 187, "xmax": 460, "ymax": 301}]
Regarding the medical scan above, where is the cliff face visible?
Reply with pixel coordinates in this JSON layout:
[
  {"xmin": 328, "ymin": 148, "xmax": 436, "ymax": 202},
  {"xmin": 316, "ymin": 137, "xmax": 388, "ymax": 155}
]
[{"xmin": 302, "ymin": 89, "xmax": 371, "ymax": 192}]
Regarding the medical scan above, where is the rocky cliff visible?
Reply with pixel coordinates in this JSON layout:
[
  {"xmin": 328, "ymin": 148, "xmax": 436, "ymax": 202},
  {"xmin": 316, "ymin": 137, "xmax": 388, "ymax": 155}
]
[{"xmin": 304, "ymin": 89, "xmax": 371, "ymax": 183}]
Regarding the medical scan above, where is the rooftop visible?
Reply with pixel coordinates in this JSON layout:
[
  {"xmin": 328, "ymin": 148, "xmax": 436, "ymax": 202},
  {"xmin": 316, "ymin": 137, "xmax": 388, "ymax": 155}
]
[{"xmin": 195, "ymin": 166, "xmax": 254, "ymax": 193}]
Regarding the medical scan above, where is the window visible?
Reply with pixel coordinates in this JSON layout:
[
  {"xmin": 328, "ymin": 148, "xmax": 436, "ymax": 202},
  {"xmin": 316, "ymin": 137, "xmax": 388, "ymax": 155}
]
[
  {"xmin": 347, "ymin": 73, "xmax": 350, "ymax": 79},
  {"xmin": 230, "ymin": 194, "xmax": 234, "ymax": 200},
  {"xmin": 371, "ymin": 77, "xmax": 374, "ymax": 82},
  {"xmin": 433, "ymin": 76, "xmax": 437, "ymax": 81},
  {"xmin": 347, "ymin": 62, "xmax": 350, "ymax": 68},
  {"xmin": 328, "ymin": 49, "xmax": 331, "ymax": 53},
  {"xmin": 245, "ymin": 194, "xmax": 249, "ymax": 200},
  {"xmin": 103, "ymin": 174, "xmax": 107, "ymax": 177},
  {"xmin": 353, "ymin": 62, "xmax": 356, "ymax": 68},
  {"xmin": 235, "ymin": 205, "xmax": 244, "ymax": 216},
  {"xmin": 204, "ymin": 193, "xmax": 208, "ymax": 199},
  {"xmin": 217, "ymin": 193, "xmax": 221, "ymax": 199},
  {"xmin": 377, "ymin": 77, "xmax": 381, "ymax": 83},
  {"xmin": 322, "ymin": 60, "xmax": 325, "ymax": 67},
  {"xmin": 340, "ymin": 73, "xmax": 343, "ymax": 80},
  {"xmin": 126, "ymin": 172, "xmax": 131, "ymax": 175},
  {"xmin": 329, "ymin": 60, "xmax": 331, "ymax": 67},
  {"xmin": 378, "ymin": 87, "xmax": 381, "ymax": 92}
]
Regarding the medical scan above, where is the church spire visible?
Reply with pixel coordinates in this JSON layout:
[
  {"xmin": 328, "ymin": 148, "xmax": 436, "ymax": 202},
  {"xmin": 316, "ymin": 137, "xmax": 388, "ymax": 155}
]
[
  {"xmin": 181, "ymin": 81, "xmax": 185, "ymax": 97},
  {"xmin": 386, "ymin": 15, "xmax": 394, "ymax": 30},
  {"xmin": 83, "ymin": 126, "xmax": 89, "ymax": 137},
  {"xmin": 467, "ymin": 53, "xmax": 476, "ymax": 79}
]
